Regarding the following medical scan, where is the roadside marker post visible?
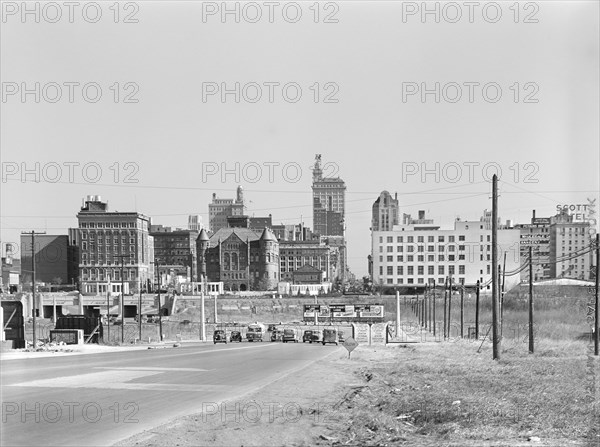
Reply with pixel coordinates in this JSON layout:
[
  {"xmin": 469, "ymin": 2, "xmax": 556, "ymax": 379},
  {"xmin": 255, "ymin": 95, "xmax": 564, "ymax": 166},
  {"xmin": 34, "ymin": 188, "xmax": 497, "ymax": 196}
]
[{"xmin": 343, "ymin": 337, "xmax": 358, "ymax": 359}]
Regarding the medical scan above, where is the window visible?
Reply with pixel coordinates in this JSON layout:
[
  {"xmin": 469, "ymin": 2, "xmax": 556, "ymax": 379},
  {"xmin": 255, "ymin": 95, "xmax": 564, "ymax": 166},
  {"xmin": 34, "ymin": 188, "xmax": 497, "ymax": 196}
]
[
  {"xmin": 407, "ymin": 246, "xmax": 414, "ymax": 252},
  {"xmin": 397, "ymin": 246, "xmax": 403, "ymax": 252},
  {"xmin": 417, "ymin": 236, "xmax": 424, "ymax": 243},
  {"xmin": 417, "ymin": 266, "xmax": 424, "ymax": 275},
  {"xmin": 387, "ymin": 266, "xmax": 393, "ymax": 275},
  {"xmin": 438, "ymin": 236, "xmax": 445, "ymax": 242},
  {"xmin": 438, "ymin": 245, "xmax": 444, "ymax": 252},
  {"xmin": 397, "ymin": 255, "xmax": 403, "ymax": 262},
  {"xmin": 449, "ymin": 265, "xmax": 455, "ymax": 275},
  {"xmin": 438, "ymin": 265, "xmax": 444, "ymax": 274},
  {"xmin": 428, "ymin": 236, "xmax": 434, "ymax": 242},
  {"xmin": 397, "ymin": 266, "xmax": 403, "ymax": 275},
  {"xmin": 428, "ymin": 255, "xmax": 434, "ymax": 262},
  {"xmin": 417, "ymin": 255, "xmax": 423, "ymax": 262},
  {"xmin": 407, "ymin": 236, "xmax": 414, "ymax": 243},
  {"xmin": 459, "ymin": 265, "xmax": 465, "ymax": 274},
  {"xmin": 428, "ymin": 266, "xmax": 434, "ymax": 274},
  {"xmin": 449, "ymin": 255, "xmax": 455, "ymax": 261},
  {"xmin": 407, "ymin": 266, "xmax": 414, "ymax": 275},
  {"xmin": 449, "ymin": 245, "xmax": 455, "ymax": 252},
  {"xmin": 407, "ymin": 255, "xmax": 414, "ymax": 262},
  {"xmin": 387, "ymin": 237, "xmax": 393, "ymax": 243},
  {"xmin": 439, "ymin": 255, "xmax": 445, "ymax": 261},
  {"xmin": 459, "ymin": 245, "xmax": 465, "ymax": 251},
  {"xmin": 449, "ymin": 236, "xmax": 455, "ymax": 242},
  {"xmin": 428, "ymin": 246, "xmax": 435, "ymax": 252},
  {"xmin": 459, "ymin": 255, "xmax": 465, "ymax": 260},
  {"xmin": 387, "ymin": 246, "xmax": 394, "ymax": 252},
  {"xmin": 397, "ymin": 236, "xmax": 403, "ymax": 243},
  {"xmin": 387, "ymin": 256, "xmax": 393, "ymax": 262},
  {"xmin": 459, "ymin": 235, "xmax": 465, "ymax": 241}
]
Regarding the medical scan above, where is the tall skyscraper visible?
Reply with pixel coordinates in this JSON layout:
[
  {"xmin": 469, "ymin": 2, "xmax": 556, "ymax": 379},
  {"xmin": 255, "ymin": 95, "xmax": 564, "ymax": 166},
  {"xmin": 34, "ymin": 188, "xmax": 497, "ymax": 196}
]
[
  {"xmin": 372, "ymin": 191, "xmax": 399, "ymax": 231},
  {"xmin": 312, "ymin": 154, "xmax": 346, "ymax": 237}
]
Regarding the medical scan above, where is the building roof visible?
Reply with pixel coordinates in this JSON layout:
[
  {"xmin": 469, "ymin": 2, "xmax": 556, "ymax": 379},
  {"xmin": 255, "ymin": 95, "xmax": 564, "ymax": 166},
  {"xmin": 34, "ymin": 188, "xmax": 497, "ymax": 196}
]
[
  {"xmin": 198, "ymin": 228, "xmax": 210, "ymax": 242},
  {"xmin": 259, "ymin": 228, "xmax": 278, "ymax": 242},
  {"xmin": 293, "ymin": 264, "xmax": 323, "ymax": 274},
  {"xmin": 208, "ymin": 227, "xmax": 261, "ymax": 245}
]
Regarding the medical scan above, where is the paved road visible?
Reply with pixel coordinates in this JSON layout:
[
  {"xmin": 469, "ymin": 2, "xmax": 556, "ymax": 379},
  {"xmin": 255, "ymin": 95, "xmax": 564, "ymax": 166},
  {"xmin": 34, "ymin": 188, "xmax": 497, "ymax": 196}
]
[{"xmin": 1, "ymin": 342, "xmax": 338, "ymax": 446}]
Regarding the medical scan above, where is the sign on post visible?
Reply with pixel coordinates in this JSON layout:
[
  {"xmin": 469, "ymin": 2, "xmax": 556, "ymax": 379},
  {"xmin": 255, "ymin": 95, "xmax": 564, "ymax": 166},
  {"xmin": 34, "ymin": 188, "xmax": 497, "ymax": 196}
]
[{"xmin": 343, "ymin": 336, "xmax": 358, "ymax": 358}]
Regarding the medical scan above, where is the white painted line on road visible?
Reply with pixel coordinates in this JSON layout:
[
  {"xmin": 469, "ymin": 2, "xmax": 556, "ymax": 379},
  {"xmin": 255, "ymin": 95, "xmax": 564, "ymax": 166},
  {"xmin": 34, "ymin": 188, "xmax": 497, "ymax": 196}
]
[{"xmin": 8, "ymin": 368, "xmax": 223, "ymax": 392}]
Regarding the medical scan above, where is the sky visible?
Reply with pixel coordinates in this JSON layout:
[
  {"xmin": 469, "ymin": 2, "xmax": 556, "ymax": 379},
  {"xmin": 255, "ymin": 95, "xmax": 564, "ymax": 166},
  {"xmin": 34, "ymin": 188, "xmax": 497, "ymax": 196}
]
[{"xmin": 1, "ymin": 1, "xmax": 599, "ymax": 278}]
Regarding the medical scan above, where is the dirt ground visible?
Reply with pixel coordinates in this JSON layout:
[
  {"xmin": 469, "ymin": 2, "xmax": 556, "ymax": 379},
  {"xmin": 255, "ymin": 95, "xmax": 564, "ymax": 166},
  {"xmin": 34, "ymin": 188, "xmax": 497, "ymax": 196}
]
[{"xmin": 116, "ymin": 340, "xmax": 599, "ymax": 447}]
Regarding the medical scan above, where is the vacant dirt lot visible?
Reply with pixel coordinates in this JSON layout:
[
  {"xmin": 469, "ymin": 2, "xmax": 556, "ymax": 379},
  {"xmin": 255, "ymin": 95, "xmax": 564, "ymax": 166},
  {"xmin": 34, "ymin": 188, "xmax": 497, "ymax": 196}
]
[{"xmin": 116, "ymin": 337, "xmax": 599, "ymax": 447}]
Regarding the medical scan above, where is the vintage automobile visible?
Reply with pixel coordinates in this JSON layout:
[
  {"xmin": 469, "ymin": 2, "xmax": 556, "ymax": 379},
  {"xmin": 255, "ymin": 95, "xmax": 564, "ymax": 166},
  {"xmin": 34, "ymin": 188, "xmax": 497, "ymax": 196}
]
[
  {"xmin": 246, "ymin": 323, "xmax": 265, "ymax": 342},
  {"xmin": 302, "ymin": 330, "xmax": 320, "ymax": 343},
  {"xmin": 230, "ymin": 331, "xmax": 242, "ymax": 343},
  {"xmin": 322, "ymin": 327, "xmax": 338, "ymax": 345},
  {"xmin": 213, "ymin": 329, "xmax": 227, "ymax": 344},
  {"xmin": 270, "ymin": 328, "xmax": 285, "ymax": 342},
  {"xmin": 282, "ymin": 328, "xmax": 299, "ymax": 343}
]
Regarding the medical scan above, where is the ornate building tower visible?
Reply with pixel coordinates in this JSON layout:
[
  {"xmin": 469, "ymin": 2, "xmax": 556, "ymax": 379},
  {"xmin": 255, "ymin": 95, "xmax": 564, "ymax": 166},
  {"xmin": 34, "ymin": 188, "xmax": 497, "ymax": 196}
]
[
  {"xmin": 258, "ymin": 228, "xmax": 279, "ymax": 289},
  {"xmin": 196, "ymin": 228, "xmax": 210, "ymax": 283}
]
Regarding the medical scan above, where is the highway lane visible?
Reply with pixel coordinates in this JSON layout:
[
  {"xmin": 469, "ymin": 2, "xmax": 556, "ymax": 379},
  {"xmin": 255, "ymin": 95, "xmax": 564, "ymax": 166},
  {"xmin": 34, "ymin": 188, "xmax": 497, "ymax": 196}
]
[{"xmin": 1, "ymin": 342, "xmax": 339, "ymax": 446}]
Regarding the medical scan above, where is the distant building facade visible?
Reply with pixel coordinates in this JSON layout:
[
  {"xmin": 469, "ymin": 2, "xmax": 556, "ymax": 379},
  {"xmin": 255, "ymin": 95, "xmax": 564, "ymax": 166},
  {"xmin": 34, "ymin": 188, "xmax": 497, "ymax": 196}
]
[
  {"xmin": 312, "ymin": 154, "xmax": 345, "ymax": 237},
  {"xmin": 149, "ymin": 225, "xmax": 199, "ymax": 283},
  {"xmin": 549, "ymin": 209, "xmax": 592, "ymax": 280},
  {"xmin": 72, "ymin": 195, "xmax": 154, "ymax": 295},
  {"xmin": 372, "ymin": 191, "xmax": 399, "ymax": 231},
  {"xmin": 188, "ymin": 215, "xmax": 203, "ymax": 231},
  {"xmin": 371, "ymin": 210, "xmax": 521, "ymax": 290},
  {"xmin": 19, "ymin": 234, "xmax": 78, "ymax": 286},
  {"xmin": 209, "ymin": 186, "xmax": 245, "ymax": 232},
  {"xmin": 513, "ymin": 211, "xmax": 551, "ymax": 282},
  {"xmin": 197, "ymin": 222, "xmax": 279, "ymax": 291}
]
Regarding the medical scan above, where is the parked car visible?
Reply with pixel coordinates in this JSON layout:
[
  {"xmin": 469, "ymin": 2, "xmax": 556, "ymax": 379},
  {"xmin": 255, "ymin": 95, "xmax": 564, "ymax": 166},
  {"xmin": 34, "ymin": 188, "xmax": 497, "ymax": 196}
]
[
  {"xmin": 303, "ymin": 330, "xmax": 320, "ymax": 343},
  {"xmin": 213, "ymin": 330, "xmax": 227, "ymax": 344},
  {"xmin": 282, "ymin": 328, "xmax": 299, "ymax": 343},
  {"xmin": 270, "ymin": 328, "xmax": 284, "ymax": 342},
  {"xmin": 230, "ymin": 331, "xmax": 242, "ymax": 343},
  {"xmin": 322, "ymin": 327, "xmax": 338, "ymax": 345},
  {"xmin": 246, "ymin": 323, "xmax": 265, "ymax": 342}
]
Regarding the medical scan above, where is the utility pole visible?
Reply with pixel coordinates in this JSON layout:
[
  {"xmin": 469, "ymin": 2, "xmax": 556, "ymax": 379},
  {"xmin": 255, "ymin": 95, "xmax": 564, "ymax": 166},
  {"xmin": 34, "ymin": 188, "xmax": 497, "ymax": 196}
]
[
  {"xmin": 155, "ymin": 260, "xmax": 163, "ymax": 341},
  {"xmin": 500, "ymin": 252, "xmax": 507, "ymax": 338},
  {"xmin": 138, "ymin": 279, "xmax": 142, "ymax": 342},
  {"xmin": 22, "ymin": 231, "xmax": 46, "ymax": 349},
  {"xmin": 443, "ymin": 277, "xmax": 448, "ymax": 339},
  {"xmin": 107, "ymin": 275, "xmax": 111, "ymax": 343},
  {"xmin": 475, "ymin": 280, "xmax": 480, "ymax": 340},
  {"xmin": 491, "ymin": 174, "xmax": 500, "ymax": 360},
  {"xmin": 529, "ymin": 245, "xmax": 534, "ymax": 354},
  {"xmin": 432, "ymin": 285, "xmax": 436, "ymax": 337},
  {"xmin": 460, "ymin": 279, "xmax": 464, "ymax": 338},
  {"xmin": 448, "ymin": 274, "xmax": 453, "ymax": 338},
  {"xmin": 120, "ymin": 256, "xmax": 125, "ymax": 343},
  {"xmin": 594, "ymin": 233, "xmax": 599, "ymax": 356}
]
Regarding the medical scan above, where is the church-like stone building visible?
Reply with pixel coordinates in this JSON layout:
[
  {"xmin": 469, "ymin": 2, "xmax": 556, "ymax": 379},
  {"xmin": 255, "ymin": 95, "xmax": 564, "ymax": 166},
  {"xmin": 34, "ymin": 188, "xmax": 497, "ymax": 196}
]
[{"xmin": 196, "ymin": 224, "xmax": 279, "ymax": 292}]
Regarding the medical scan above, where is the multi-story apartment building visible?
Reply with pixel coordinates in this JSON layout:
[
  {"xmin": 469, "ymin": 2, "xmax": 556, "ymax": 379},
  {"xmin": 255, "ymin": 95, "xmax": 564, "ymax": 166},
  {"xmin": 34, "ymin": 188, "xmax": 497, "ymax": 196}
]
[
  {"xmin": 19, "ymin": 234, "xmax": 78, "ymax": 286},
  {"xmin": 149, "ymin": 225, "xmax": 199, "ymax": 283},
  {"xmin": 549, "ymin": 209, "xmax": 592, "ymax": 280},
  {"xmin": 208, "ymin": 186, "xmax": 245, "ymax": 232},
  {"xmin": 71, "ymin": 196, "xmax": 154, "ymax": 294},
  {"xmin": 371, "ymin": 209, "xmax": 521, "ymax": 290},
  {"xmin": 372, "ymin": 191, "xmax": 399, "ymax": 231}
]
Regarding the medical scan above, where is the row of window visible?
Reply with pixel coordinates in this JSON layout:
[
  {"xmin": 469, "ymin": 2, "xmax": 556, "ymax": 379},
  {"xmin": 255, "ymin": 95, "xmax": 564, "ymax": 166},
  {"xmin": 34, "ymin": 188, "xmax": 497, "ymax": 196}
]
[
  {"xmin": 81, "ymin": 268, "xmax": 138, "ymax": 281},
  {"xmin": 380, "ymin": 265, "xmax": 469, "ymax": 275},
  {"xmin": 379, "ymin": 254, "xmax": 491, "ymax": 263},
  {"xmin": 82, "ymin": 243, "xmax": 135, "ymax": 253},
  {"xmin": 379, "ymin": 244, "xmax": 491, "ymax": 253},
  {"xmin": 379, "ymin": 234, "xmax": 484, "ymax": 243},
  {"xmin": 80, "ymin": 222, "xmax": 139, "ymax": 229},
  {"xmin": 381, "ymin": 277, "xmax": 467, "ymax": 285},
  {"xmin": 82, "ymin": 232, "xmax": 136, "ymax": 241}
]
